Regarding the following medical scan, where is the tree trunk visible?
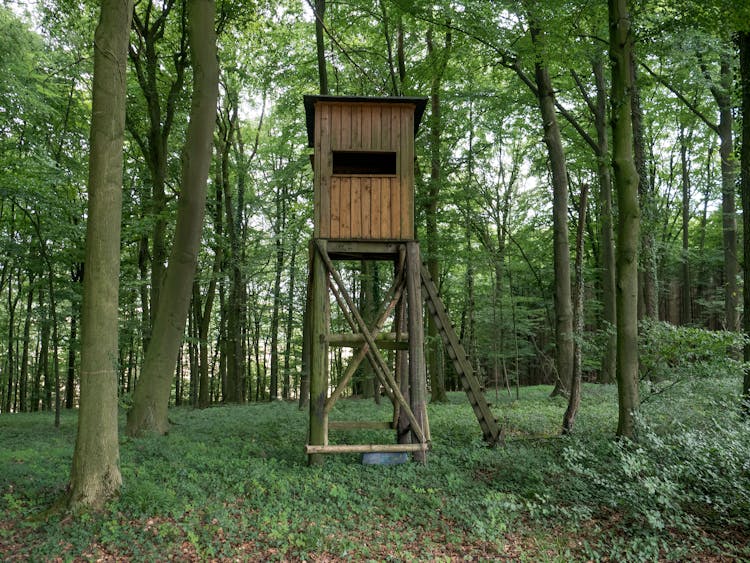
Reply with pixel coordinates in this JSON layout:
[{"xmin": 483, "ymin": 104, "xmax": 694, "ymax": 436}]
[
  {"xmin": 425, "ymin": 26, "xmax": 450, "ymax": 403},
  {"xmin": 282, "ymin": 242, "xmax": 297, "ymax": 400},
  {"xmin": 609, "ymin": 0, "xmax": 640, "ymax": 440},
  {"xmin": 314, "ymin": 0, "xmax": 328, "ymax": 95},
  {"xmin": 594, "ymin": 58, "xmax": 617, "ymax": 384},
  {"xmin": 66, "ymin": 0, "xmax": 131, "ymax": 510},
  {"xmin": 269, "ymin": 186, "xmax": 286, "ymax": 401},
  {"xmin": 714, "ymin": 58, "xmax": 738, "ymax": 331},
  {"xmin": 739, "ymin": 30, "xmax": 750, "ymax": 408},
  {"xmin": 631, "ymin": 57, "xmax": 658, "ymax": 320},
  {"xmin": 18, "ymin": 280, "xmax": 33, "ymax": 412},
  {"xmin": 529, "ymin": 24, "xmax": 574, "ymax": 397},
  {"xmin": 126, "ymin": 0, "xmax": 219, "ymax": 436},
  {"xmin": 680, "ymin": 128, "xmax": 692, "ymax": 325},
  {"xmin": 563, "ymin": 184, "xmax": 588, "ymax": 433}
]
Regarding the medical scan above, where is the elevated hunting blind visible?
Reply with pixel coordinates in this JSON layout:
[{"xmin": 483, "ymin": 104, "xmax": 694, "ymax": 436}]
[
  {"xmin": 303, "ymin": 96, "xmax": 501, "ymax": 466},
  {"xmin": 304, "ymin": 95, "xmax": 426, "ymax": 240}
]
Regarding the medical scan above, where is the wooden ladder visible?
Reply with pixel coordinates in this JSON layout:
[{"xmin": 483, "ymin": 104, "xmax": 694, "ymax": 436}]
[{"xmin": 420, "ymin": 265, "xmax": 502, "ymax": 446}]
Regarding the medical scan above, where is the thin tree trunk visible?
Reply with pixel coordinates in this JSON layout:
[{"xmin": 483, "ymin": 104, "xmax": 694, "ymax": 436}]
[
  {"xmin": 529, "ymin": 24, "xmax": 574, "ymax": 397},
  {"xmin": 65, "ymin": 0, "xmax": 131, "ymax": 510},
  {"xmin": 425, "ymin": 26, "xmax": 450, "ymax": 403},
  {"xmin": 680, "ymin": 128, "xmax": 692, "ymax": 325},
  {"xmin": 594, "ymin": 58, "xmax": 617, "ymax": 384},
  {"xmin": 739, "ymin": 30, "xmax": 750, "ymax": 409},
  {"xmin": 282, "ymin": 242, "xmax": 297, "ymax": 400},
  {"xmin": 609, "ymin": 0, "xmax": 640, "ymax": 440},
  {"xmin": 631, "ymin": 56, "xmax": 658, "ymax": 320},
  {"xmin": 563, "ymin": 184, "xmax": 588, "ymax": 434},
  {"xmin": 18, "ymin": 280, "xmax": 33, "ymax": 412},
  {"xmin": 126, "ymin": 0, "xmax": 219, "ymax": 436},
  {"xmin": 314, "ymin": 0, "xmax": 328, "ymax": 95}
]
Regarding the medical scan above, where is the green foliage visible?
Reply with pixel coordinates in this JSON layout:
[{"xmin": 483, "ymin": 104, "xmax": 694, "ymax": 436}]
[
  {"xmin": 639, "ymin": 319, "xmax": 747, "ymax": 380},
  {"xmin": 2, "ymin": 373, "xmax": 749, "ymax": 560}
]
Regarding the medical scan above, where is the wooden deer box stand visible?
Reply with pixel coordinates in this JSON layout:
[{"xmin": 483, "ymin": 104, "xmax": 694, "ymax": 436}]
[
  {"xmin": 303, "ymin": 96, "xmax": 500, "ymax": 466},
  {"xmin": 304, "ymin": 95, "xmax": 427, "ymax": 241}
]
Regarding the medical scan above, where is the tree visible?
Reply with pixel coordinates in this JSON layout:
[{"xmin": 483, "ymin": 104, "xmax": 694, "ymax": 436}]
[
  {"xmin": 609, "ymin": 0, "xmax": 640, "ymax": 439},
  {"xmin": 65, "ymin": 0, "xmax": 133, "ymax": 510},
  {"xmin": 528, "ymin": 20, "xmax": 574, "ymax": 398},
  {"xmin": 126, "ymin": 0, "xmax": 219, "ymax": 436}
]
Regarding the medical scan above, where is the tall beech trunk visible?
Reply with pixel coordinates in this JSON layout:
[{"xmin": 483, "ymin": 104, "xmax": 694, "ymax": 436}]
[
  {"xmin": 713, "ymin": 58, "xmax": 738, "ymax": 332},
  {"xmin": 425, "ymin": 26, "xmax": 450, "ymax": 403},
  {"xmin": 594, "ymin": 58, "xmax": 617, "ymax": 384},
  {"xmin": 563, "ymin": 183, "xmax": 588, "ymax": 433},
  {"xmin": 631, "ymin": 57, "xmax": 657, "ymax": 320},
  {"xmin": 529, "ymin": 24, "xmax": 574, "ymax": 397},
  {"xmin": 609, "ymin": 0, "xmax": 640, "ymax": 440},
  {"xmin": 739, "ymin": 31, "xmax": 750, "ymax": 408},
  {"xmin": 126, "ymin": 0, "xmax": 219, "ymax": 436},
  {"xmin": 282, "ymin": 243, "xmax": 297, "ymax": 400},
  {"xmin": 269, "ymin": 185, "xmax": 287, "ymax": 401},
  {"xmin": 66, "ymin": 0, "xmax": 132, "ymax": 510},
  {"xmin": 18, "ymin": 281, "xmax": 33, "ymax": 412},
  {"xmin": 680, "ymin": 128, "xmax": 692, "ymax": 325},
  {"xmin": 128, "ymin": 0, "xmax": 188, "ymax": 326}
]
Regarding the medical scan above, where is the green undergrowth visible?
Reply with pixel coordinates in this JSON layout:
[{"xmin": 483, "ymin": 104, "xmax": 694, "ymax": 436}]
[{"xmin": 1, "ymin": 375, "xmax": 749, "ymax": 561}]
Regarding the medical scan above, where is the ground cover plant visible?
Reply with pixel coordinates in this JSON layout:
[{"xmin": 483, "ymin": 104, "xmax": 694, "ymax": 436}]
[{"xmin": 1, "ymin": 373, "xmax": 749, "ymax": 561}]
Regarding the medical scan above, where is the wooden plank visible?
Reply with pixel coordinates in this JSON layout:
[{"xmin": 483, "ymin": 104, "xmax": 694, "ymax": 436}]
[
  {"xmin": 327, "ymin": 332, "xmax": 409, "ymax": 350},
  {"xmin": 390, "ymin": 177, "xmax": 401, "ymax": 240},
  {"xmin": 326, "ymin": 240, "xmax": 400, "ymax": 258},
  {"xmin": 381, "ymin": 105, "xmax": 392, "ymax": 149},
  {"xmin": 406, "ymin": 242, "xmax": 428, "ymax": 461},
  {"xmin": 362, "ymin": 177, "xmax": 372, "ymax": 238},
  {"xmin": 328, "ymin": 421, "xmax": 393, "ymax": 430},
  {"xmin": 340, "ymin": 176, "xmax": 351, "ymax": 238},
  {"xmin": 305, "ymin": 443, "xmax": 428, "ymax": 454},
  {"xmin": 371, "ymin": 178, "xmax": 381, "ymax": 239},
  {"xmin": 341, "ymin": 104, "xmax": 352, "ymax": 149},
  {"xmin": 331, "ymin": 103, "xmax": 341, "ymax": 150},
  {"xmin": 351, "ymin": 104, "xmax": 361, "ymax": 149},
  {"xmin": 371, "ymin": 104, "xmax": 381, "ymax": 150},
  {"xmin": 381, "ymin": 177, "xmax": 391, "ymax": 239},
  {"xmin": 361, "ymin": 105, "xmax": 372, "ymax": 151},
  {"xmin": 351, "ymin": 176, "xmax": 362, "ymax": 238},
  {"xmin": 330, "ymin": 178, "xmax": 340, "ymax": 239}
]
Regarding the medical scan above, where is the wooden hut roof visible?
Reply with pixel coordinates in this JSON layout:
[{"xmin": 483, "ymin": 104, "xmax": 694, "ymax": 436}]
[{"xmin": 303, "ymin": 95, "xmax": 428, "ymax": 148}]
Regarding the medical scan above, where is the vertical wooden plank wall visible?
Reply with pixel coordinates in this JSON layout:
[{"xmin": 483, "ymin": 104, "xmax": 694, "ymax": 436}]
[{"xmin": 314, "ymin": 101, "xmax": 415, "ymax": 240}]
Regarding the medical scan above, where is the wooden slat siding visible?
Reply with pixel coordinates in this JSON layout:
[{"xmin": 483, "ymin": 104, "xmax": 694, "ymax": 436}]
[
  {"xmin": 340, "ymin": 176, "xmax": 351, "ymax": 238},
  {"xmin": 362, "ymin": 177, "xmax": 372, "ymax": 238},
  {"xmin": 319, "ymin": 103, "xmax": 331, "ymax": 238},
  {"xmin": 400, "ymin": 106, "xmax": 414, "ymax": 238},
  {"xmin": 351, "ymin": 176, "xmax": 362, "ymax": 238},
  {"xmin": 330, "ymin": 177, "xmax": 341, "ymax": 239}
]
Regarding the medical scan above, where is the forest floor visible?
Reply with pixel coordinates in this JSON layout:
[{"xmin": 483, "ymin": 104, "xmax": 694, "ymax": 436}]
[{"xmin": 1, "ymin": 379, "xmax": 749, "ymax": 562}]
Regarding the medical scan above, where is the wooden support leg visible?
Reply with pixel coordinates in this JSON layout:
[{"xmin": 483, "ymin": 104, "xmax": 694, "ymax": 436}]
[
  {"xmin": 308, "ymin": 240, "xmax": 329, "ymax": 466},
  {"xmin": 407, "ymin": 242, "xmax": 428, "ymax": 462}
]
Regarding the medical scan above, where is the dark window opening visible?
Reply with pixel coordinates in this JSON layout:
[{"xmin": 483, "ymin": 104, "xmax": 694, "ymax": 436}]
[{"xmin": 332, "ymin": 151, "xmax": 397, "ymax": 175}]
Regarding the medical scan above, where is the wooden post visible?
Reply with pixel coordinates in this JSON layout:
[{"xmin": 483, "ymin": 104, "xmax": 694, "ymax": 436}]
[
  {"xmin": 308, "ymin": 239, "xmax": 329, "ymax": 465},
  {"xmin": 406, "ymin": 242, "xmax": 427, "ymax": 462}
]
